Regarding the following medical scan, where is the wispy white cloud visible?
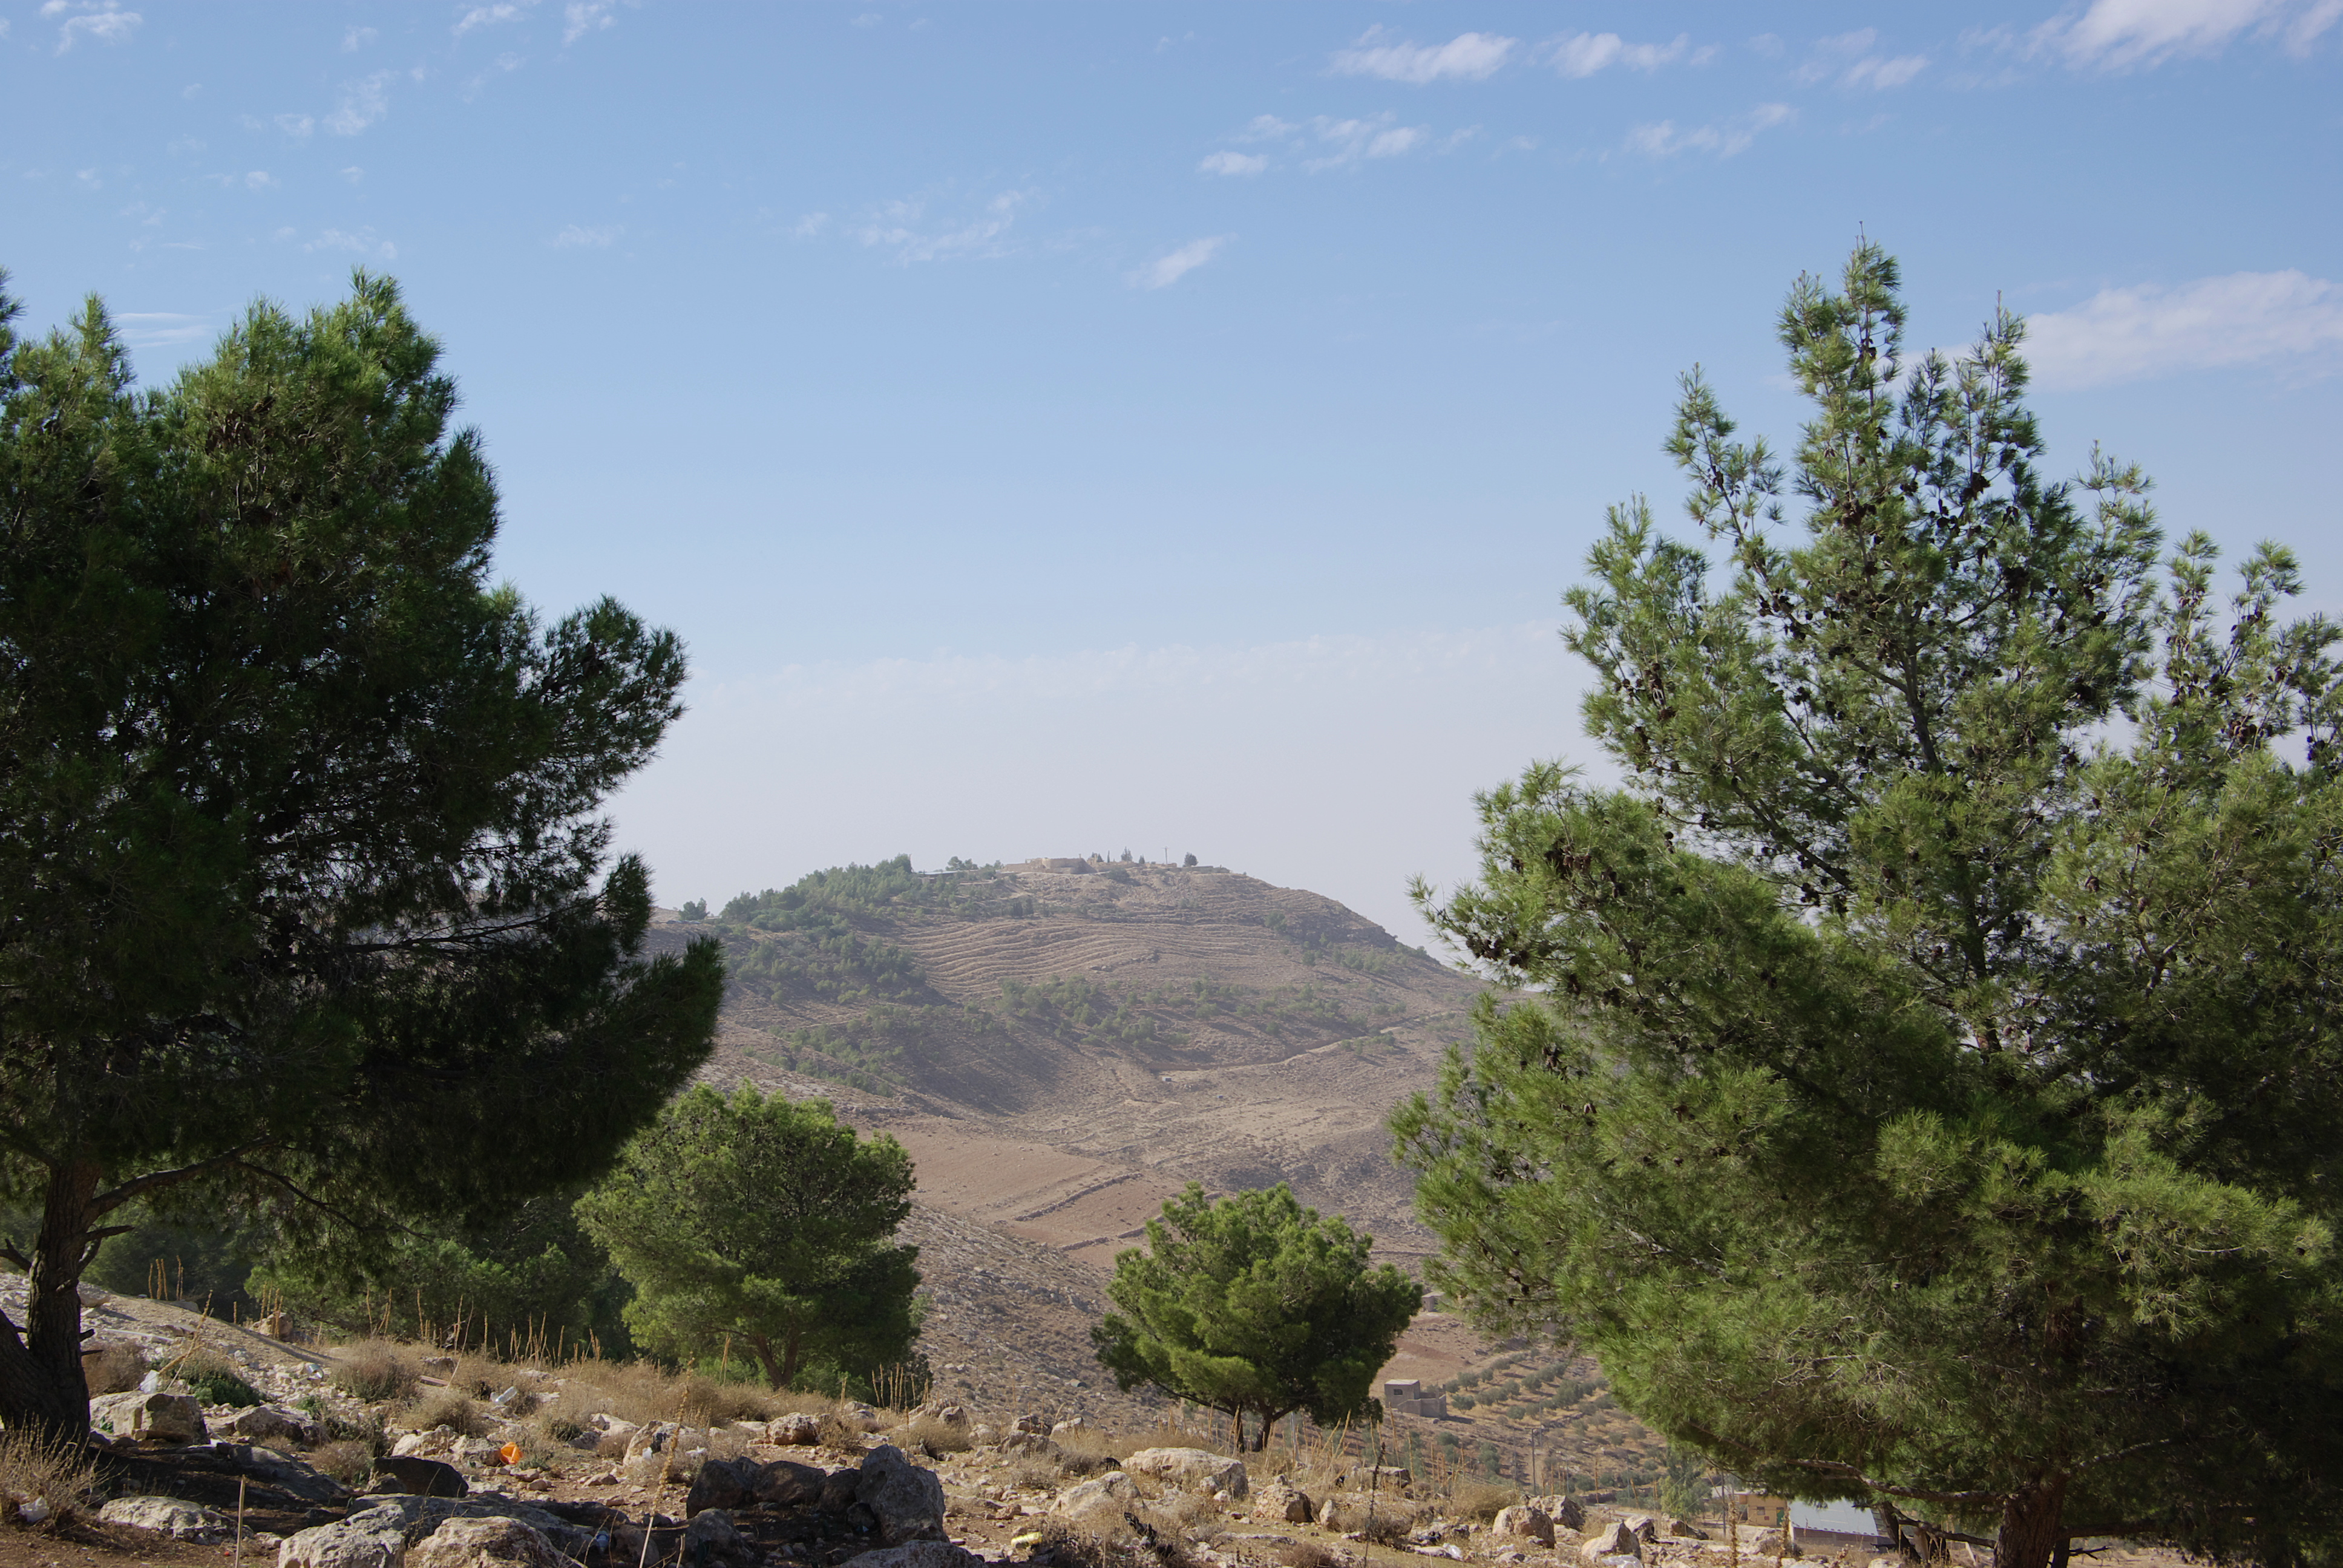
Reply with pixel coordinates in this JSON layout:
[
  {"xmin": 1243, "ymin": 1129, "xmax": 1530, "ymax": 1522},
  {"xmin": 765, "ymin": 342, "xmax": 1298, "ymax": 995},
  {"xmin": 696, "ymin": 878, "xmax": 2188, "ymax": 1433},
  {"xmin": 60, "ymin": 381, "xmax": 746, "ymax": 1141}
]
[
  {"xmin": 461, "ymin": 53, "xmax": 525, "ymax": 100},
  {"xmin": 244, "ymin": 170, "xmax": 277, "ymax": 190},
  {"xmin": 2024, "ymin": 270, "xmax": 2343, "ymax": 388},
  {"xmin": 1331, "ymin": 26, "xmax": 1516, "ymax": 82},
  {"xmin": 304, "ymin": 227, "xmax": 397, "ymax": 261},
  {"xmin": 853, "ymin": 189, "xmax": 1036, "ymax": 264},
  {"xmin": 792, "ymin": 212, "xmax": 831, "ymax": 238},
  {"xmin": 47, "ymin": 1, "xmax": 142, "ymax": 53},
  {"xmin": 275, "ymin": 113, "xmax": 314, "ymax": 139},
  {"xmin": 1131, "ymin": 236, "xmax": 1230, "ymax": 290},
  {"xmin": 552, "ymin": 223, "xmax": 621, "ymax": 248},
  {"xmin": 2036, "ymin": 0, "xmax": 2341, "ymax": 67},
  {"xmin": 1302, "ymin": 113, "xmax": 1431, "ymax": 171},
  {"xmin": 342, "ymin": 24, "xmax": 376, "ymax": 51},
  {"xmin": 1626, "ymin": 102, "xmax": 1795, "ymax": 157},
  {"xmin": 327, "ymin": 72, "xmax": 392, "ymax": 135},
  {"xmin": 563, "ymin": 1, "xmax": 618, "ymax": 44},
  {"xmin": 454, "ymin": 1, "xmax": 532, "ymax": 38},
  {"xmin": 339, "ymin": 166, "xmax": 364, "ymax": 183},
  {"xmin": 1548, "ymin": 31, "xmax": 1702, "ymax": 76},
  {"xmin": 1198, "ymin": 151, "xmax": 1268, "ymax": 177},
  {"xmin": 114, "ymin": 312, "xmax": 213, "ymax": 350},
  {"xmin": 1844, "ymin": 53, "xmax": 1930, "ymax": 87}
]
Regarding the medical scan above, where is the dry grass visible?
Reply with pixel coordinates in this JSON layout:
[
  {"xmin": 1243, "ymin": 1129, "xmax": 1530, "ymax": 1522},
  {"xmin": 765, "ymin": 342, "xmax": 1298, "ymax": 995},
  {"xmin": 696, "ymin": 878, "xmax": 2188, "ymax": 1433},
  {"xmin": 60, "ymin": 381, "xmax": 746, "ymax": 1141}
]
[
  {"xmin": 1276, "ymin": 1545, "xmax": 1337, "ymax": 1568},
  {"xmin": 899, "ymin": 1414, "xmax": 975, "ymax": 1456},
  {"xmin": 1450, "ymin": 1481, "xmax": 1519, "ymax": 1523},
  {"xmin": 312, "ymin": 1439, "xmax": 378, "ymax": 1488},
  {"xmin": 333, "ymin": 1341, "xmax": 419, "ymax": 1403},
  {"xmin": 404, "ymin": 1391, "xmax": 489, "ymax": 1437},
  {"xmin": 0, "ymin": 1429, "xmax": 99, "ymax": 1529},
  {"xmin": 1316, "ymin": 1494, "xmax": 1422, "ymax": 1544},
  {"xmin": 81, "ymin": 1341, "xmax": 147, "ymax": 1396}
]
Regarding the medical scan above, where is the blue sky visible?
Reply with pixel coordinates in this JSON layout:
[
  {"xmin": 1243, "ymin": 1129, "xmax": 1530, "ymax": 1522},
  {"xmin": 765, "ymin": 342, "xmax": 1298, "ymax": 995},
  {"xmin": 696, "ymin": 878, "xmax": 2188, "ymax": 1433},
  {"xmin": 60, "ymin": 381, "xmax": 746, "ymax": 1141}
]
[{"xmin": 7, "ymin": 1, "xmax": 2341, "ymax": 945}]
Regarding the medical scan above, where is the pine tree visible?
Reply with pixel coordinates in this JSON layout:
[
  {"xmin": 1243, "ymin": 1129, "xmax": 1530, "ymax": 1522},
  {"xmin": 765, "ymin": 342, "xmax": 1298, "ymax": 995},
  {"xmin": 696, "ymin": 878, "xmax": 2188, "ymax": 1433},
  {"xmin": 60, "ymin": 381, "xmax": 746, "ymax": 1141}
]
[
  {"xmin": 0, "ymin": 271, "xmax": 723, "ymax": 1439},
  {"xmin": 576, "ymin": 1085, "xmax": 920, "ymax": 1390},
  {"xmin": 1392, "ymin": 244, "xmax": 2343, "ymax": 1568},
  {"xmin": 1093, "ymin": 1183, "xmax": 1420, "ymax": 1449}
]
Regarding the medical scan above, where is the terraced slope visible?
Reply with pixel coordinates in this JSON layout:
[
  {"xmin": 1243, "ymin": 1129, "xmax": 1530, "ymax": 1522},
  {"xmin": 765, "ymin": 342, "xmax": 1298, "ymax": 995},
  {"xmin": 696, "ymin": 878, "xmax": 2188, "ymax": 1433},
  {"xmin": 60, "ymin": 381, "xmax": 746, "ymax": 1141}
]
[{"xmin": 650, "ymin": 858, "xmax": 1481, "ymax": 1272}]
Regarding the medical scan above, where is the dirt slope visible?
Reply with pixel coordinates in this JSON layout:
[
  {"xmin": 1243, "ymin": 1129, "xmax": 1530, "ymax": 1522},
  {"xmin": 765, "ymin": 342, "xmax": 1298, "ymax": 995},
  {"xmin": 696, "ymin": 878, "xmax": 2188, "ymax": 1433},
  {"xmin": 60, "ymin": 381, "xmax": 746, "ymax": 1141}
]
[{"xmin": 654, "ymin": 860, "xmax": 1483, "ymax": 1274}]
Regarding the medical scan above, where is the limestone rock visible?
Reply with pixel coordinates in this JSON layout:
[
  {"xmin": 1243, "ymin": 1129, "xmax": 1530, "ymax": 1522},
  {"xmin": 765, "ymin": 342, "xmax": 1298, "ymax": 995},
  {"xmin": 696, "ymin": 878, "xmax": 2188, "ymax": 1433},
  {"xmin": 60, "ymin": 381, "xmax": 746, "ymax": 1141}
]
[
  {"xmin": 1250, "ymin": 1480, "xmax": 1315, "ymax": 1525},
  {"xmin": 1124, "ymin": 1446, "xmax": 1248, "ymax": 1499},
  {"xmin": 686, "ymin": 1459, "xmax": 757, "ymax": 1517},
  {"xmin": 1624, "ymin": 1515, "xmax": 1660, "ymax": 1543},
  {"xmin": 1054, "ymin": 1472, "xmax": 1141, "ymax": 1535},
  {"xmin": 842, "ymin": 1546, "xmax": 985, "ymax": 1568},
  {"xmin": 768, "ymin": 1413, "xmax": 822, "ymax": 1446},
  {"xmin": 1751, "ymin": 1529, "xmax": 1801, "ymax": 1558},
  {"xmin": 856, "ymin": 1443, "xmax": 947, "ymax": 1546},
  {"xmin": 90, "ymin": 1390, "xmax": 208, "ymax": 1445},
  {"xmin": 1665, "ymin": 1518, "xmax": 1709, "ymax": 1540},
  {"xmin": 1579, "ymin": 1521, "xmax": 1643, "ymax": 1563},
  {"xmin": 995, "ymin": 1432, "xmax": 1055, "ymax": 1457},
  {"xmin": 1535, "ymin": 1497, "xmax": 1588, "ymax": 1531},
  {"xmin": 278, "ymin": 1495, "xmax": 591, "ymax": 1568},
  {"xmin": 218, "ymin": 1406, "xmax": 324, "ymax": 1448},
  {"xmin": 408, "ymin": 1518, "xmax": 564, "ymax": 1568},
  {"xmin": 1012, "ymin": 1414, "xmax": 1048, "ymax": 1435},
  {"xmin": 99, "ymin": 1496, "xmax": 236, "ymax": 1542},
  {"xmin": 1492, "ymin": 1506, "xmax": 1556, "ymax": 1547}
]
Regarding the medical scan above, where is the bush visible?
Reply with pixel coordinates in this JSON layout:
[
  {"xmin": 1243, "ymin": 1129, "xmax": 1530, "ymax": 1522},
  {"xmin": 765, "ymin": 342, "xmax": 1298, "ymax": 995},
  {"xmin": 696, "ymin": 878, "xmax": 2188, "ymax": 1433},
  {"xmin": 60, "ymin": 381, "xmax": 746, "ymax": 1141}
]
[
  {"xmin": 405, "ymin": 1391, "xmax": 488, "ymax": 1437},
  {"xmin": 312, "ymin": 1439, "xmax": 378, "ymax": 1488},
  {"xmin": 175, "ymin": 1347, "xmax": 263, "ymax": 1407},
  {"xmin": 333, "ymin": 1341, "xmax": 419, "ymax": 1403}
]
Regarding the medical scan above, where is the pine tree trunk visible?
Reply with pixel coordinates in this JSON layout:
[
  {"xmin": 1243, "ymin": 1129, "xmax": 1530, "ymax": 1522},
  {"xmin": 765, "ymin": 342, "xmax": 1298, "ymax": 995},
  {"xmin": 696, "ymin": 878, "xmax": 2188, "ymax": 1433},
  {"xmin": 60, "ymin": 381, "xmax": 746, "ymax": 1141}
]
[
  {"xmin": 1994, "ymin": 1476, "xmax": 2069, "ymax": 1568},
  {"xmin": 0, "ymin": 1162, "xmax": 100, "ymax": 1443}
]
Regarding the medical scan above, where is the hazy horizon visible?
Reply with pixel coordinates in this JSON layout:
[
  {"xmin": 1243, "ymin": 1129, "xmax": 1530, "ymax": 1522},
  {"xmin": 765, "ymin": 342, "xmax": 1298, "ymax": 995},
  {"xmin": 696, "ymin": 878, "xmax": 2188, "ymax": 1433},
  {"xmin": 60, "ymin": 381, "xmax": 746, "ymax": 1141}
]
[{"xmin": 10, "ymin": 1, "xmax": 2339, "ymax": 947}]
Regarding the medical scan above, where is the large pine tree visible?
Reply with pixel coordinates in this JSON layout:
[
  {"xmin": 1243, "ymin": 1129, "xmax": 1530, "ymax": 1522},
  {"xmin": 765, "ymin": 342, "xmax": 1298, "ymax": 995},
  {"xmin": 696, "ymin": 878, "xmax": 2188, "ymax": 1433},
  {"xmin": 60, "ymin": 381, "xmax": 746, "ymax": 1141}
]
[
  {"xmin": 1393, "ymin": 244, "xmax": 2342, "ymax": 1568},
  {"xmin": 0, "ymin": 271, "xmax": 723, "ymax": 1439}
]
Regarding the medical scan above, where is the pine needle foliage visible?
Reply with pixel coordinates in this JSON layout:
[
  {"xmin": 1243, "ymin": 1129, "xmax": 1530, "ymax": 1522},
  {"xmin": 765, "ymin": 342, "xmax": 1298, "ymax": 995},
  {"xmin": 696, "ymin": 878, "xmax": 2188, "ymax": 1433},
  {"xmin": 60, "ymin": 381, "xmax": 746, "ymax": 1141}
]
[
  {"xmin": 0, "ymin": 269, "xmax": 722, "ymax": 1440},
  {"xmin": 1391, "ymin": 244, "xmax": 2343, "ymax": 1568}
]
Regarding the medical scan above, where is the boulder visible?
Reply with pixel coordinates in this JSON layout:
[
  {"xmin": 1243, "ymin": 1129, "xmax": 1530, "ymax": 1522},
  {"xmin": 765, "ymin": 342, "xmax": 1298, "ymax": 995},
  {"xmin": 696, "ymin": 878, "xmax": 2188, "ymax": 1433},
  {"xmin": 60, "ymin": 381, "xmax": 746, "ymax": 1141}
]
[
  {"xmin": 820, "ymin": 1469, "xmax": 862, "ymax": 1515},
  {"xmin": 1123, "ymin": 1446, "xmax": 1248, "ymax": 1499},
  {"xmin": 995, "ymin": 1432, "xmax": 1055, "ymax": 1457},
  {"xmin": 90, "ymin": 1390, "xmax": 208, "ymax": 1445},
  {"xmin": 1624, "ymin": 1515, "xmax": 1660, "ymax": 1543},
  {"xmin": 1012, "ymin": 1414, "xmax": 1049, "ymax": 1435},
  {"xmin": 217, "ymin": 1406, "xmax": 324, "ymax": 1448},
  {"xmin": 753, "ymin": 1459, "xmax": 828, "ymax": 1508},
  {"xmin": 408, "ymin": 1518, "xmax": 564, "ymax": 1568},
  {"xmin": 1750, "ymin": 1529, "xmax": 1801, "ymax": 1558},
  {"xmin": 842, "ymin": 1547, "xmax": 986, "ymax": 1568},
  {"xmin": 1492, "ymin": 1506, "xmax": 1556, "ymax": 1547},
  {"xmin": 685, "ymin": 1458, "xmax": 758, "ymax": 1517},
  {"xmin": 1536, "ymin": 1497, "xmax": 1588, "ymax": 1531},
  {"xmin": 278, "ymin": 1495, "xmax": 592, "ymax": 1568},
  {"xmin": 1049, "ymin": 1417, "xmax": 1087, "ymax": 1439},
  {"xmin": 683, "ymin": 1510, "xmax": 755, "ymax": 1564},
  {"xmin": 1053, "ymin": 1472, "xmax": 1140, "ymax": 1535},
  {"xmin": 375, "ymin": 1455, "xmax": 468, "ymax": 1498},
  {"xmin": 1579, "ymin": 1521, "xmax": 1643, "ymax": 1563},
  {"xmin": 768, "ymin": 1413, "xmax": 823, "ymax": 1447},
  {"xmin": 856, "ymin": 1443, "xmax": 947, "ymax": 1546},
  {"xmin": 1250, "ymin": 1480, "xmax": 1315, "ymax": 1525},
  {"xmin": 99, "ymin": 1496, "xmax": 237, "ymax": 1543},
  {"xmin": 1665, "ymin": 1518, "xmax": 1709, "ymax": 1541}
]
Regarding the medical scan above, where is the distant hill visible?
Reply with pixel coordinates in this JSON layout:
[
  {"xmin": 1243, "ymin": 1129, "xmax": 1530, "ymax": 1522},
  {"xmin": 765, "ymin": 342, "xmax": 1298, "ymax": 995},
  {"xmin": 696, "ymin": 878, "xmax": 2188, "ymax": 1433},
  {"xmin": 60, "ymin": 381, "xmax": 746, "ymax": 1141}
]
[
  {"xmin": 649, "ymin": 858, "xmax": 1674, "ymax": 1489},
  {"xmin": 652, "ymin": 855, "xmax": 1479, "ymax": 1274}
]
